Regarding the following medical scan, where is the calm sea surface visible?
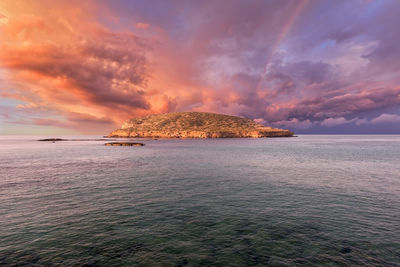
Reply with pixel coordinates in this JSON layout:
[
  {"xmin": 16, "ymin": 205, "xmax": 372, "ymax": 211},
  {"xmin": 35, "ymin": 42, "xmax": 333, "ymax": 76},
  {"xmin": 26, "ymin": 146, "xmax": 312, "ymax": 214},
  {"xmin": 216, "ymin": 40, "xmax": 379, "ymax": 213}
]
[{"xmin": 0, "ymin": 135, "xmax": 399, "ymax": 266}]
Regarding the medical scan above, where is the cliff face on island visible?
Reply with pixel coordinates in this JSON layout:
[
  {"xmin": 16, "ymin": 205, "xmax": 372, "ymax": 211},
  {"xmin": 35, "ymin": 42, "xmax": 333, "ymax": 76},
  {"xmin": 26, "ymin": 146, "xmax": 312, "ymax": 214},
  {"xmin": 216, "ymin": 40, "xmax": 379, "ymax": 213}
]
[{"xmin": 108, "ymin": 112, "xmax": 294, "ymax": 138}]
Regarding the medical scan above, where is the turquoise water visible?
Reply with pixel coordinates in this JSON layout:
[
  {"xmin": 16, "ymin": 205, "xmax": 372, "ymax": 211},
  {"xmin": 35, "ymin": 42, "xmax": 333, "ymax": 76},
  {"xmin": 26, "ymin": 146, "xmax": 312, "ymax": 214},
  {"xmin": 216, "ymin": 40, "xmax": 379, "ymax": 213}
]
[{"xmin": 0, "ymin": 135, "xmax": 399, "ymax": 266}]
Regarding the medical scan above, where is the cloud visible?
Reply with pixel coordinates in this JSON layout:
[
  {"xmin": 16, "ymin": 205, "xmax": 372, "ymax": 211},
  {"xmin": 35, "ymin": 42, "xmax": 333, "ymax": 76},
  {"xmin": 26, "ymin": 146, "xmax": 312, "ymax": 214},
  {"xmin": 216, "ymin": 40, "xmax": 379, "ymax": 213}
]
[
  {"xmin": 253, "ymin": 118, "xmax": 266, "ymax": 125},
  {"xmin": 0, "ymin": 12, "xmax": 8, "ymax": 25},
  {"xmin": 370, "ymin": 113, "xmax": 400, "ymax": 124},
  {"xmin": 321, "ymin": 117, "xmax": 354, "ymax": 127},
  {"xmin": 273, "ymin": 118, "xmax": 313, "ymax": 130},
  {"xmin": 1, "ymin": 0, "xmax": 400, "ymax": 133},
  {"xmin": 32, "ymin": 112, "xmax": 116, "ymax": 132},
  {"xmin": 136, "ymin": 22, "xmax": 149, "ymax": 29},
  {"xmin": 0, "ymin": 18, "xmax": 150, "ymax": 110},
  {"xmin": 282, "ymin": 86, "xmax": 400, "ymax": 122},
  {"xmin": 319, "ymin": 113, "xmax": 400, "ymax": 128},
  {"xmin": 0, "ymin": 1, "xmax": 155, "ymax": 132}
]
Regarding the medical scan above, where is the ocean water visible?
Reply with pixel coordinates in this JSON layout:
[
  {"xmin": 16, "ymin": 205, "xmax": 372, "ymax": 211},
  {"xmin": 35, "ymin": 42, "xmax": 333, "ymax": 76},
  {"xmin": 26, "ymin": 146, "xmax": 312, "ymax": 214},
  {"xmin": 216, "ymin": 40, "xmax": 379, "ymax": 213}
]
[{"xmin": 0, "ymin": 135, "xmax": 399, "ymax": 266}]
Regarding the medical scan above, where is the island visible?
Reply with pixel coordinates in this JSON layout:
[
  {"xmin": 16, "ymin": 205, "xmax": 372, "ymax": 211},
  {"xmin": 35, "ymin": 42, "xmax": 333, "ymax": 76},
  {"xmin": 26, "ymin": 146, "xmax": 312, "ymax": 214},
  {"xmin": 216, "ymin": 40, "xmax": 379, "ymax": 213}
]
[{"xmin": 108, "ymin": 112, "xmax": 294, "ymax": 138}]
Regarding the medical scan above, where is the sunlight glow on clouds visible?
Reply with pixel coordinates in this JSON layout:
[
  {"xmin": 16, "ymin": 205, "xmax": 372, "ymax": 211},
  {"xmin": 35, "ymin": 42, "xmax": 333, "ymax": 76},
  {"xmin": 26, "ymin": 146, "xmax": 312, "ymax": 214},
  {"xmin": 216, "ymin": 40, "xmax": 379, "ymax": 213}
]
[{"xmin": 1, "ymin": 0, "xmax": 400, "ymax": 134}]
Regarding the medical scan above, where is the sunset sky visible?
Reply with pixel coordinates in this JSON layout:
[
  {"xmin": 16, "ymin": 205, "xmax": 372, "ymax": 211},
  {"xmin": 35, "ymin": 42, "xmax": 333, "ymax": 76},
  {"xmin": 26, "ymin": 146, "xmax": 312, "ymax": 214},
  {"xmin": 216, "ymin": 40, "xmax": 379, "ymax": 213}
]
[{"xmin": 1, "ymin": 0, "xmax": 400, "ymax": 134}]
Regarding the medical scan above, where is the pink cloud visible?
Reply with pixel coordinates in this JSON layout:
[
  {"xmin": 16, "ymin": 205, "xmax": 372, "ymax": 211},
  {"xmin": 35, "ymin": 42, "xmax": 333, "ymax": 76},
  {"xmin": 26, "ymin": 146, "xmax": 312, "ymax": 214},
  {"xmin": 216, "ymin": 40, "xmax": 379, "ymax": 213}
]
[
  {"xmin": 273, "ymin": 118, "xmax": 313, "ymax": 130},
  {"xmin": 321, "ymin": 117, "xmax": 352, "ymax": 127},
  {"xmin": 370, "ymin": 113, "xmax": 400, "ymax": 124},
  {"xmin": 136, "ymin": 22, "xmax": 149, "ymax": 29},
  {"xmin": 1, "ymin": 1, "xmax": 400, "ymax": 133}
]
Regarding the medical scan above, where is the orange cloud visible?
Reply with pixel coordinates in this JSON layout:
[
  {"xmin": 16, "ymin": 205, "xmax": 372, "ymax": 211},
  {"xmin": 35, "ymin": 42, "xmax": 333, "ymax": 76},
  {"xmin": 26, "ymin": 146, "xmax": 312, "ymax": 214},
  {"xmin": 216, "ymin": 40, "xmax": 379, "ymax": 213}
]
[
  {"xmin": 136, "ymin": 22, "xmax": 149, "ymax": 29},
  {"xmin": 0, "ymin": 1, "xmax": 161, "ymax": 132},
  {"xmin": 2, "ymin": 0, "xmax": 400, "ymax": 134},
  {"xmin": 0, "ymin": 12, "xmax": 7, "ymax": 25},
  {"xmin": 0, "ymin": 0, "xmax": 217, "ymax": 134}
]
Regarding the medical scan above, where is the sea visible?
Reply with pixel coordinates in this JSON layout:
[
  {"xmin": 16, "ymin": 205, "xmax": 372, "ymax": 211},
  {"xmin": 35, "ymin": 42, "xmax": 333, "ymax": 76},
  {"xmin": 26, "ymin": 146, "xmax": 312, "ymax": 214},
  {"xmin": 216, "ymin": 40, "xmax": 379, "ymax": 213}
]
[{"xmin": 0, "ymin": 135, "xmax": 399, "ymax": 266}]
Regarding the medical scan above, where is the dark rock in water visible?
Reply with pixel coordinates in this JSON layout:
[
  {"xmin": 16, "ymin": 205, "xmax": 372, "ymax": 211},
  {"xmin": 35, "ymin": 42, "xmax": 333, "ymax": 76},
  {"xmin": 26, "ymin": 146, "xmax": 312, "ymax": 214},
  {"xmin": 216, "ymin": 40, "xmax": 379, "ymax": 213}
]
[
  {"xmin": 38, "ymin": 138, "xmax": 64, "ymax": 142},
  {"xmin": 340, "ymin": 247, "xmax": 352, "ymax": 254},
  {"xmin": 105, "ymin": 142, "xmax": 145, "ymax": 146}
]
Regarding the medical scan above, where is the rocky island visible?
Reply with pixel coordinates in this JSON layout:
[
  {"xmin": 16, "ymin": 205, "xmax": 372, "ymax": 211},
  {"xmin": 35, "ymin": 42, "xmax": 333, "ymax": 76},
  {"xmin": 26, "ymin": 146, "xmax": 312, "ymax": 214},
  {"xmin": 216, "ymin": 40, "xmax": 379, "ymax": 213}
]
[
  {"xmin": 108, "ymin": 112, "xmax": 294, "ymax": 138},
  {"xmin": 105, "ymin": 142, "xmax": 145, "ymax": 146}
]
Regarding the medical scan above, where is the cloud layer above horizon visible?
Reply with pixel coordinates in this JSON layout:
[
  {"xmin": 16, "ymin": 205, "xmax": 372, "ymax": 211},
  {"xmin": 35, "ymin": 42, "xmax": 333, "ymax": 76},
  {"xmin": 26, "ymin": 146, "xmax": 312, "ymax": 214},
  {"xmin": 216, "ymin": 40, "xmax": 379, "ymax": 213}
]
[{"xmin": 1, "ymin": 0, "xmax": 400, "ymax": 134}]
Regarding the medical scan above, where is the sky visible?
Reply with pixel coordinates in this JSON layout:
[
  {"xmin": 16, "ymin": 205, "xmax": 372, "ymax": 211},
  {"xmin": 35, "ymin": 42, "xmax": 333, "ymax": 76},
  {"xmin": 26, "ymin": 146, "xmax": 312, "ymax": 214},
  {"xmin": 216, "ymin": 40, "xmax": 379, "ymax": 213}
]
[{"xmin": 1, "ymin": 0, "xmax": 400, "ymax": 135}]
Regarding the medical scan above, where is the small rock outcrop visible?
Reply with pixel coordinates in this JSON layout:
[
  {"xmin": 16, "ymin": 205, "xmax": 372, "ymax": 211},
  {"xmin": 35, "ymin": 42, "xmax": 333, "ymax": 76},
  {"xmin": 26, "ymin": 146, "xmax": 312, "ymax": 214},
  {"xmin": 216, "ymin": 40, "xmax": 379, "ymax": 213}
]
[
  {"xmin": 108, "ymin": 112, "xmax": 294, "ymax": 138},
  {"xmin": 38, "ymin": 138, "xmax": 65, "ymax": 142},
  {"xmin": 105, "ymin": 142, "xmax": 145, "ymax": 146}
]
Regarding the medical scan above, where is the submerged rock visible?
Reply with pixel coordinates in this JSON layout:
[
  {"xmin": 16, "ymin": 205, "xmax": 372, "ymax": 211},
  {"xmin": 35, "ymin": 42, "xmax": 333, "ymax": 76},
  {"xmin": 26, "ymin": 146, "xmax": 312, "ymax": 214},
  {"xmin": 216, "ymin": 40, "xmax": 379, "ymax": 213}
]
[{"xmin": 104, "ymin": 142, "xmax": 145, "ymax": 146}]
